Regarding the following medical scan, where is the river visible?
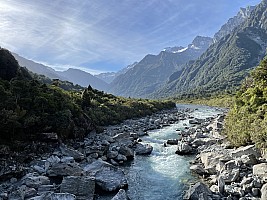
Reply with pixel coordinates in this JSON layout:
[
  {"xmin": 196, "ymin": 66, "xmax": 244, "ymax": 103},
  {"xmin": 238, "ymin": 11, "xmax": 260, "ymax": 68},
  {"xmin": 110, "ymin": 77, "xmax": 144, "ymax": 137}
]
[{"xmin": 98, "ymin": 104, "xmax": 225, "ymax": 200}]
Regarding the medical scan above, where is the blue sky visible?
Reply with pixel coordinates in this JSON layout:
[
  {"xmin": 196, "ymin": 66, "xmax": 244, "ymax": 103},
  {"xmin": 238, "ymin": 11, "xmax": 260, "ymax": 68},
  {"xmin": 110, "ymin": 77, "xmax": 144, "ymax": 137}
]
[{"xmin": 0, "ymin": 0, "xmax": 261, "ymax": 74}]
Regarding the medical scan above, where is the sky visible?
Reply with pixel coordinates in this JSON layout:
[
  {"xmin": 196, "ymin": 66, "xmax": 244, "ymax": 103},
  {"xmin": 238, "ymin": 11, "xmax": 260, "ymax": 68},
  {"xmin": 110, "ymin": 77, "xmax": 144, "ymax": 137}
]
[{"xmin": 0, "ymin": 0, "xmax": 262, "ymax": 74}]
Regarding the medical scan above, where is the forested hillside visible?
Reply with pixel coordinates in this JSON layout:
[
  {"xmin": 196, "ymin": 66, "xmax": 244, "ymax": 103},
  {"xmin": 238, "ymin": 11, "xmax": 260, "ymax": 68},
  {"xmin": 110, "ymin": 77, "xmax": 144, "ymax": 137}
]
[
  {"xmin": 0, "ymin": 48, "xmax": 175, "ymax": 144},
  {"xmin": 154, "ymin": 1, "xmax": 267, "ymax": 99},
  {"xmin": 225, "ymin": 55, "xmax": 267, "ymax": 148}
]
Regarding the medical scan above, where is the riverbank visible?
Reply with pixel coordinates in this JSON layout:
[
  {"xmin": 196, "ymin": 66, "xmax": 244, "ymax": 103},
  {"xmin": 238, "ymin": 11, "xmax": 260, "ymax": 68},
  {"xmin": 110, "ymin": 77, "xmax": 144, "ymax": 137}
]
[
  {"xmin": 182, "ymin": 111, "xmax": 267, "ymax": 200},
  {"xmin": 0, "ymin": 107, "xmax": 193, "ymax": 200}
]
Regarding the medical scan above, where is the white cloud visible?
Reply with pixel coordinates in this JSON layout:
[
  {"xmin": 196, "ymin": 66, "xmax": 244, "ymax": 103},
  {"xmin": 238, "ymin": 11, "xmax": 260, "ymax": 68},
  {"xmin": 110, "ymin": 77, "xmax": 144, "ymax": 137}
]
[
  {"xmin": 0, "ymin": 0, "xmax": 262, "ymax": 72},
  {"xmin": 40, "ymin": 62, "xmax": 107, "ymax": 75}
]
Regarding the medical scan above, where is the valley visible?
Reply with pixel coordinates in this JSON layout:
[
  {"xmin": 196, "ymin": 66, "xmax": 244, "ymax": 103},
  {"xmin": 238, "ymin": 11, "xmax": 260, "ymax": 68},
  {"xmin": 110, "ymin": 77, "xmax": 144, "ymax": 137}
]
[{"xmin": 1, "ymin": 0, "xmax": 267, "ymax": 200}]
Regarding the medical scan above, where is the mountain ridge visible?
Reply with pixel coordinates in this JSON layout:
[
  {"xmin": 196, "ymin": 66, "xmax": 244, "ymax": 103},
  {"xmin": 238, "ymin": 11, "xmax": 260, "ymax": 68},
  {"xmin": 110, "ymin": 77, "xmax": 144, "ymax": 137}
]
[
  {"xmin": 108, "ymin": 36, "xmax": 213, "ymax": 98},
  {"xmin": 153, "ymin": 0, "xmax": 267, "ymax": 98},
  {"xmin": 12, "ymin": 53, "xmax": 108, "ymax": 91}
]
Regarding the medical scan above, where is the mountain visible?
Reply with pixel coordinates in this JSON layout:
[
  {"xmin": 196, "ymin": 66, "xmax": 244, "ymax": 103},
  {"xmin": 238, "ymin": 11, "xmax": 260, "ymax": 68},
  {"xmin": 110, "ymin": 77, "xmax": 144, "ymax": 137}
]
[
  {"xmin": 213, "ymin": 6, "xmax": 255, "ymax": 42},
  {"xmin": 95, "ymin": 62, "xmax": 137, "ymax": 84},
  {"xmin": 95, "ymin": 72, "xmax": 117, "ymax": 84},
  {"xmin": 57, "ymin": 68, "xmax": 108, "ymax": 91},
  {"xmin": 12, "ymin": 53, "xmax": 108, "ymax": 91},
  {"xmin": 0, "ymin": 47, "xmax": 175, "ymax": 143},
  {"xmin": 12, "ymin": 52, "xmax": 65, "ymax": 80},
  {"xmin": 109, "ymin": 36, "xmax": 212, "ymax": 98},
  {"xmin": 154, "ymin": 1, "xmax": 267, "ymax": 98}
]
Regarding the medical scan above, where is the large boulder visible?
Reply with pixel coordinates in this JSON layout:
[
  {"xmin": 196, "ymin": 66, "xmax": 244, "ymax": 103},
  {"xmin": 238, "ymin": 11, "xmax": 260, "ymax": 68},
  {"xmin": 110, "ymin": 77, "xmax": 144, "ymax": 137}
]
[
  {"xmin": 23, "ymin": 173, "xmax": 50, "ymax": 188},
  {"xmin": 230, "ymin": 145, "xmax": 260, "ymax": 159},
  {"xmin": 261, "ymin": 183, "xmax": 267, "ymax": 200},
  {"xmin": 29, "ymin": 192, "xmax": 76, "ymax": 200},
  {"xmin": 218, "ymin": 176, "xmax": 225, "ymax": 194},
  {"xmin": 184, "ymin": 182, "xmax": 212, "ymax": 200},
  {"xmin": 84, "ymin": 160, "xmax": 128, "ymax": 192},
  {"xmin": 220, "ymin": 160, "xmax": 240, "ymax": 183},
  {"xmin": 135, "ymin": 143, "xmax": 153, "ymax": 155},
  {"xmin": 95, "ymin": 167, "xmax": 128, "ymax": 192},
  {"xmin": 118, "ymin": 146, "xmax": 134, "ymax": 159},
  {"xmin": 200, "ymin": 152, "xmax": 230, "ymax": 174},
  {"xmin": 176, "ymin": 141, "xmax": 193, "ymax": 155},
  {"xmin": 46, "ymin": 163, "xmax": 83, "ymax": 177},
  {"xmin": 190, "ymin": 165, "xmax": 206, "ymax": 176},
  {"xmin": 60, "ymin": 176, "xmax": 95, "ymax": 200},
  {"xmin": 107, "ymin": 150, "xmax": 119, "ymax": 159},
  {"xmin": 112, "ymin": 133, "xmax": 133, "ymax": 146},
  {"xmin": 240, "ymin": 154, "xmax": 258, "ymax": 165},
  {"xmin": 60, "ymin": 144, "xmax": 85, "ymax": 161},
  {"xmin": 83, "ymin": 159, "xmax": 112, "ymax": 174},
  {"xmin": 111, "ymin": 189, "xmax": 129, "ymax": 200},
  {"xmin": 253, "ymin": 163, "xmax": 267, "ymax": 179}
]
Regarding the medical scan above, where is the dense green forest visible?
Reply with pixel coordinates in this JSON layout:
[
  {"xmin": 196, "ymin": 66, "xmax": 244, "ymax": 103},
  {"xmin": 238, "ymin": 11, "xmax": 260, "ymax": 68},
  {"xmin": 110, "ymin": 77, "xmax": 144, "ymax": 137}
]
[
  {"xmin": 174, "ymin": 94, "xmax": 235, "ymax": 108},
  {"xmin": 224, "ymin": 55, "xmax": 267, "ymax": 148},
  {"xmin": 0, "ymin": 48, "xmax": 175, "ymax": 144}
]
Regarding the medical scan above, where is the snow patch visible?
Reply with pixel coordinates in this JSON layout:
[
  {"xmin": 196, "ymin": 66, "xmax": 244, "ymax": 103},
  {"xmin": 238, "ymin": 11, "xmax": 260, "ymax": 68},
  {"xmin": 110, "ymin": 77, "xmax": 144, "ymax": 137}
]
[{"xmin": 173, "ymin": 47, "xmax": 188, "ymax": 53}]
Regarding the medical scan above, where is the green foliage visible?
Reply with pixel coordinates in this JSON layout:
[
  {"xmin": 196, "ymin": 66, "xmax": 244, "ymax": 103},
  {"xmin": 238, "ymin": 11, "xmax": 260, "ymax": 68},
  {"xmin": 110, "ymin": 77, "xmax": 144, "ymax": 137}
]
[
  {"xmin": 0, "ymin": 49, "xmax": 175, "ymax": 143},
  {"xmin": 81, "ymin": 86, "xmax": 175, "ymax": 126},
  {"xmin": 224, "ymin": 55, "xmax": 267, "ymax": 148},
  {"xmin": 0, "ymin": 48, "xmax": 20, "ymax": 81},
  {"xmin": 174, "ymin": 94, "xmax": 235, "ymax": 108}
]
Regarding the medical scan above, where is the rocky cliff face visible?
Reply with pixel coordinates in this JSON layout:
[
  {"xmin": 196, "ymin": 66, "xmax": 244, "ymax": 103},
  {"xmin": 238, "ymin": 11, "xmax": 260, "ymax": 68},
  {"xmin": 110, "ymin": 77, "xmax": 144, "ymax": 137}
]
[{"xmin": 213, "ymin": 6, "xmax": 255, "ymax": 43}]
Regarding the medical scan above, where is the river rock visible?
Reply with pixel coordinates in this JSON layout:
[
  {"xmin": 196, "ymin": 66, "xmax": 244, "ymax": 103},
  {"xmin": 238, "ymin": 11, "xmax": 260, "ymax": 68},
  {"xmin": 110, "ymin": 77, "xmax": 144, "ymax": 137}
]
[
  {"xmin": 60, "ymin": 176, "xmax": 95, "ymax": 200},
  {"xmin": 218, "ymin": 176, "xmax": 225, "ymax": 194},
  {"xmin": 118, "ymin": 146, "xmax": 134, "ymax": 159},
  {"xmin": 184, "ymin": 182, "xmax": 212, "ymax": 200},
  {"xmin": 23, "ymin": 173, "xmax": 50, "ymax": 188},
  {"xmin": 46, "ymin": 163, "xmax": 83, "ymax": 177},
  {"xmin": 60, "ymin": 144, "xmax": 85, "ymax": 161},
  {"xmin": 167, "ymin": 139, "xmax": 178, "ymax": 145},
  {"xmin": 33, "ymin": 165, "xmax": 46, "ymax": 174},
  {"xmin": 116, "ymin": 154, "xmax": 127, "ymax": 162},
  {"xmin": 95, "ymin": 167, "xmax": 128, "ymax": 192},
  {"xmin": 225, "ymin": 185, "xmax": 243, "ymax": 196},
  {"xmin": 113, "ymin": 133, "xmax": 131, "ymax": 142},
  {"xmin": 0, "ymin": 164, "xmax": 25, "ymax": 182},
  {"xmin": 253, "ymin": 163, "xmax": 267, "ymax": 179},
  {"xmin": 30, "ymin": 192, "xmax": 76, "ymax": 200},
  {"xmin": 25, "ymin": 188, "xmax": 37, "ymax": 199},
  {"xmin": 240, "ymin": 154, "xmax": 258, "ymax": 165},
  {"xmin": 84, "ymin": 159, "xmax": 128, "ymax": 192},
  {"xmin": 135, "ymin": 143, "xmax": 153, "ymax": 155},
  {"xmin": 176, "ymin": 141, "xmax": 193, "ymax": 155},
  {"xmin": 190, "ymin": 165, "xmax": 206, "ymax": 175},
  {"xmin": 200, "ymin": 152, "xmax": 231, "ymax": 174},
  {"xmin": 230, "ymin": 145, "xmax": 260, "ymax": 159},
  {"xmin": 61, "ymin": 156, "xmax": 75, "ymax": 164},
  {"xmin": 107, "ymin": 150, "xmax": 119, "ymax": 159},
  {"xmin": 8, "ymin": 190, "xmax": 24, "ymax": 200},
  {"xmin": 38, "ymin": 185, "xmax": 56, "ymax": 194},
  {"xmin": 111, "ymin": 189, "xmax": 129, "ymax": 200},
  {"xmin": 240, "ymin": 177, "xmax": 253, "ymax": 186},
  {"xmin": 84, "ymin": 159, "xmax": 112, "ymax": 174},
  {"xmin": 220, "ymin": 160, "xmax": 240, "ymax": 183},
  {"xmin": 261, "ymin": 183, "xmax": 267, "ymax": 200},
  {"xmin": 189, "ymin": 119, "xmax": 201, "ymax": 125}
]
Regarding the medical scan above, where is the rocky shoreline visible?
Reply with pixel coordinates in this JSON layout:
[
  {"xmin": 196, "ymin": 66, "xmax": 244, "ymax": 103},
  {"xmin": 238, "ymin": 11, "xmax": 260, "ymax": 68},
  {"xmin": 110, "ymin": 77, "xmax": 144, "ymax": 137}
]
[
  {"xmin": 0, "ymin": 107, "xmax": 192, "ymax": 200},
  {"xmin": 181, "ymin": 111, "xmax": 267, "ymax": 200},
  {"xmin": 2, "ymin": 105, "xmax": 266, "ymax": 200}
]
